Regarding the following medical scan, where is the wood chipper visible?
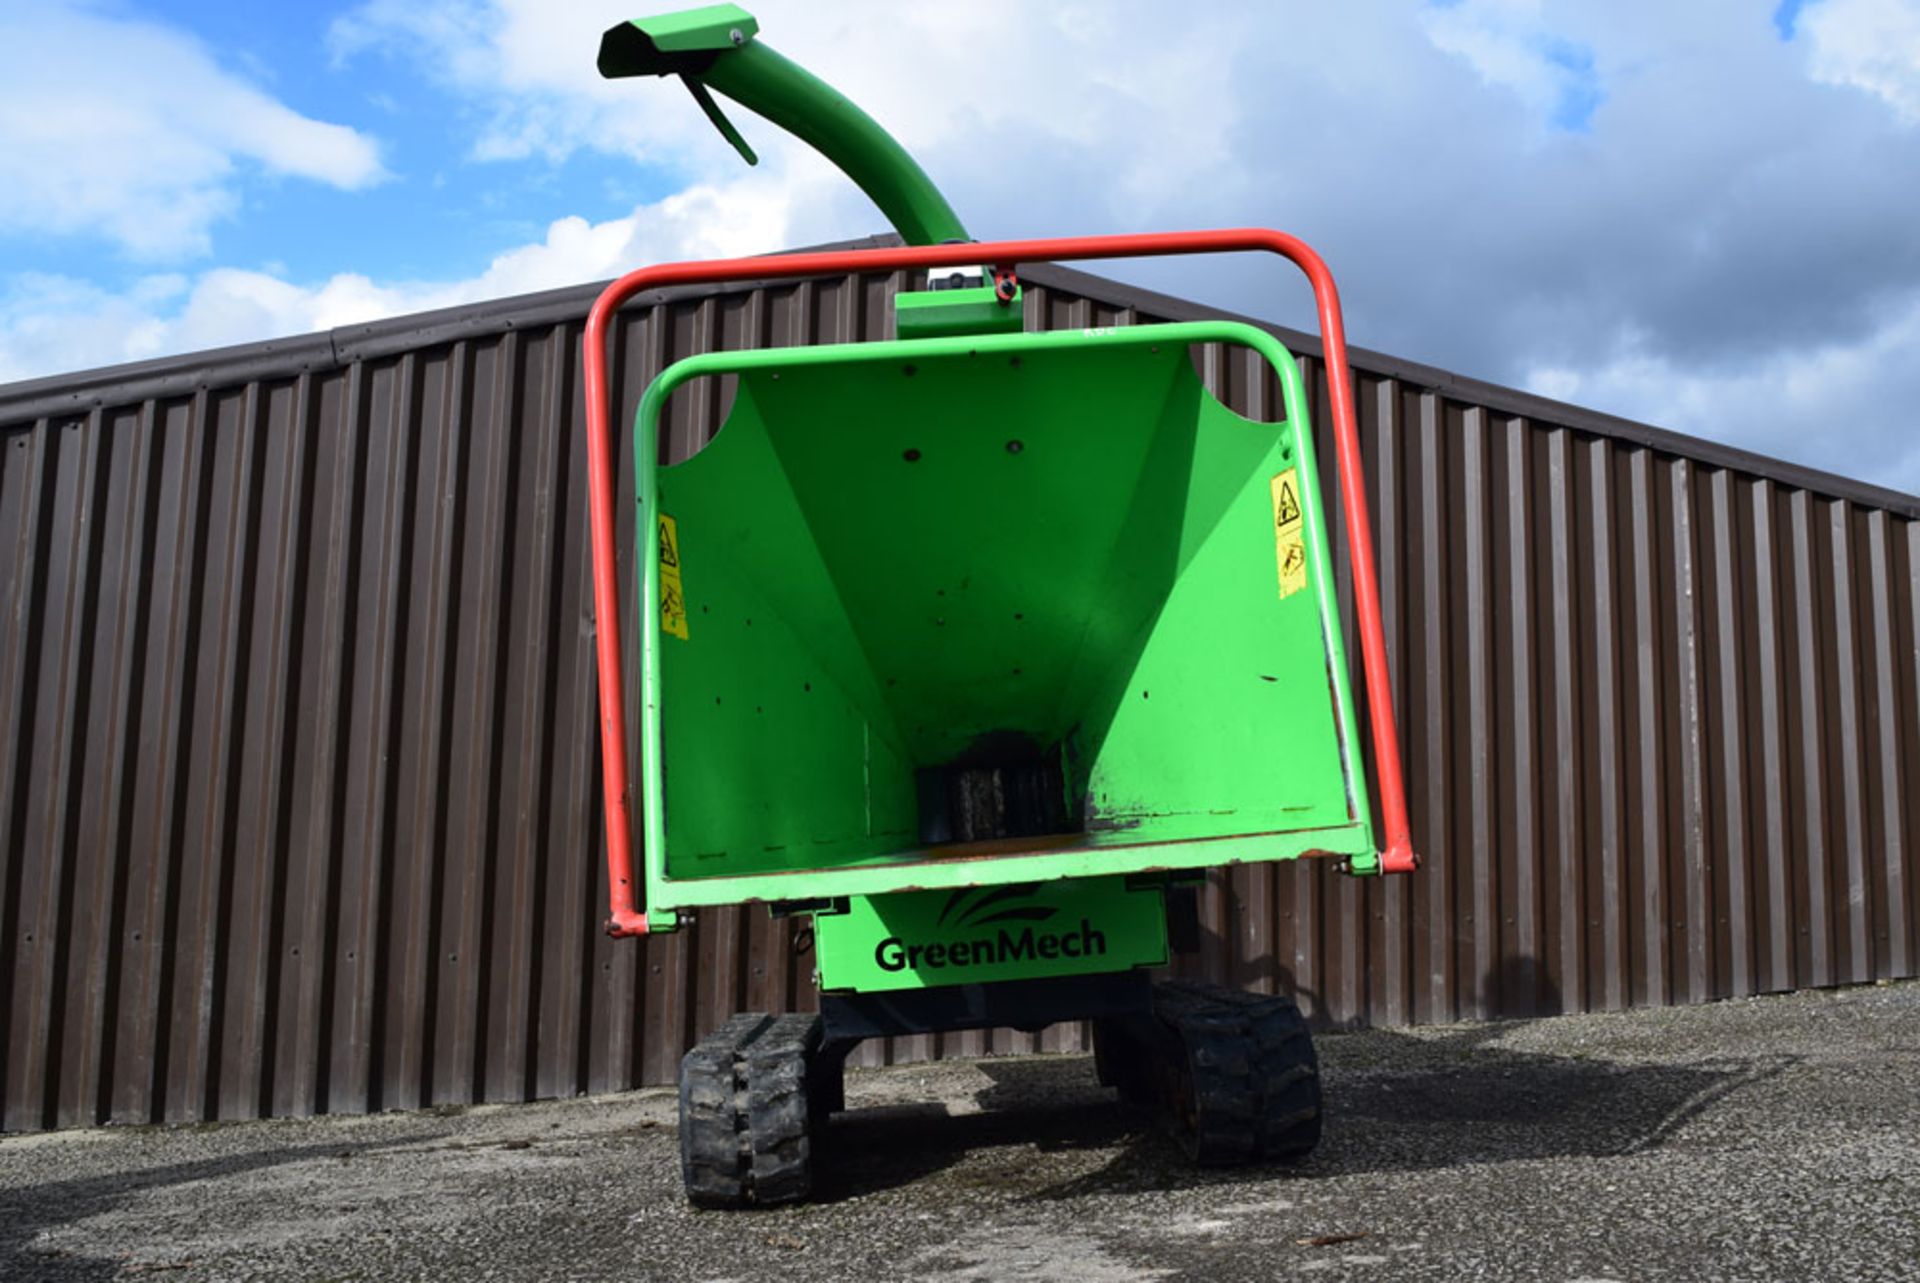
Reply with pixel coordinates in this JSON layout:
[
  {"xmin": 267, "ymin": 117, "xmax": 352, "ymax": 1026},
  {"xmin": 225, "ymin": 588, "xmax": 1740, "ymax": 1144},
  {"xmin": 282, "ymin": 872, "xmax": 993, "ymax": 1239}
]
[{"xmin": 582, "ymin": 5, "xmax": 1419, "ymax": 1206}]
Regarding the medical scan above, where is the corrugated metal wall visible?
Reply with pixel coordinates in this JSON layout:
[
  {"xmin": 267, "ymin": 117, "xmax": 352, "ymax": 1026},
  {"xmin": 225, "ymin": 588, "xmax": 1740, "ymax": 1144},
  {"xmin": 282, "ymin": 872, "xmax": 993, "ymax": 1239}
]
[{"xmin": 3, "ymin": 252, "xmax": 1916, "ymax": 1132}]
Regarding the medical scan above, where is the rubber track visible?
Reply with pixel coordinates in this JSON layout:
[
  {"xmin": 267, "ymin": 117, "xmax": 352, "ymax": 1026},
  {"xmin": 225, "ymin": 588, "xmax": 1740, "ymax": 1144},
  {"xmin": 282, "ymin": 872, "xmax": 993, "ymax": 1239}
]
[
  {"xmin": 678, "ymin": 1012, "xmax": 822, "ymax": 1206},
  {"xmin": 1104, "ymin": 980, "xmax": 1323, "ymax": 1166}
]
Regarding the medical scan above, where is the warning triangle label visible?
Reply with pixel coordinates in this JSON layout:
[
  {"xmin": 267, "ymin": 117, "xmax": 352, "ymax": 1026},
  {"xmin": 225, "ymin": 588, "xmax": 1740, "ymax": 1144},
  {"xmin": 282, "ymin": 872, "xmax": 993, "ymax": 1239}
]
[
  {"xmin": 1275, "ymin": 480, "xmax": 1301, "ymax": 528},
  {"xmin": 657, "ymin": 514, "xmax": 688, "ymax": 640},
  {"xmin": 1270, "ymin": 469, "xmax": 1307, "ymax": 600}
]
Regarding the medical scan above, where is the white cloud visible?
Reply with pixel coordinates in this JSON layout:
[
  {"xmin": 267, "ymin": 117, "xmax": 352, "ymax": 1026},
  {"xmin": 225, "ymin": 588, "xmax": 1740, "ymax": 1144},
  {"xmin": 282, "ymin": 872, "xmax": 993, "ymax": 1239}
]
[
  {"xmin": 327, "ymin": 0, "xmax": 734, "ymax": 166},
  {"xmin": 0, "ymin": 273, "xmax": 188, "ymax": 378},
  {"xmin": 1523, "ymin": 289, "xmax": 1920, "ymax": 488},
  {"xmin": 1802, "ymin": 0, "xmax": 1920, "ymax": 123},
  {"xmin": 0, "ymin": 1, "xmax": 386, "ymax": 259},
  {"xmin": 8, "ymin": 1, "xmax": 1920, "ymax": 495},
  {"xmin": 325, "ymin": 0, "xmax": 1238, "ymax": 227},
  {"xmin": 1420, "ymin": 0, "xmax": 1605, "ymax": 131},
  {"xmin": 0, "ymin": 175, "xmax": 797, "ymax": 385},
  {"xmin": 304, "ymin": 0, "xmax": 1920, "ymax": 493}
]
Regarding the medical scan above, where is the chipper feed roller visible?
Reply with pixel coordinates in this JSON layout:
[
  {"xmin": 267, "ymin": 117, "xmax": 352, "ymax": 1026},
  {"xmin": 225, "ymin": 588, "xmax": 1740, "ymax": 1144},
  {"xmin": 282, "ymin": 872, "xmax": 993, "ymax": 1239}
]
[{"xmin": 582, "ymin": 4, "xmax": 1419, "ymax": 1205}]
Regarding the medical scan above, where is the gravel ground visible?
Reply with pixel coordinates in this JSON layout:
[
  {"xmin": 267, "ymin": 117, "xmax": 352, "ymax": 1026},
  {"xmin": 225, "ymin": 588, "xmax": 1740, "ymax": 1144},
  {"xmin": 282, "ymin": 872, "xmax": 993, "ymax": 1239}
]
[{"xmin": 4, "ymin": 980, "xmax": 1917, "ymax": 1283}]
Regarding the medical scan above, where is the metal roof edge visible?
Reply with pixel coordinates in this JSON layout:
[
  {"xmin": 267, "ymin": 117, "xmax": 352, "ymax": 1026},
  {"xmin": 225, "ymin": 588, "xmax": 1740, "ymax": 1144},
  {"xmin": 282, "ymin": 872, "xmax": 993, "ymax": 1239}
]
[
  {"xmin": 3, "ymin": 235, "xmax": 1913, "ymax": 518},
  {"xmin": 1018, "ymin": 260, "xmax": 1920, "ymax": 519},
  {"xmin": 0, "ymin": 330, "xmax": 342, "ymax": 426},
  {"xmin": 0, "ymin": 234, "xmax": 904, "ymax": 427}
]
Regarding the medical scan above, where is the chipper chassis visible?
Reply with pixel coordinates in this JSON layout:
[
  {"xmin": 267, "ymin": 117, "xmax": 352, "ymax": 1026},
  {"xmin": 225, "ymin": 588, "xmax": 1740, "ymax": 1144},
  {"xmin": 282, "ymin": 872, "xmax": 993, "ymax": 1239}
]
[
  {"xmin": 582, "ymin": 6, "xmax": 1418, "ymax": 1208},
  {"xmin": 677, "ymin": 977, "xmax": 1321, "ymax": 1206}
]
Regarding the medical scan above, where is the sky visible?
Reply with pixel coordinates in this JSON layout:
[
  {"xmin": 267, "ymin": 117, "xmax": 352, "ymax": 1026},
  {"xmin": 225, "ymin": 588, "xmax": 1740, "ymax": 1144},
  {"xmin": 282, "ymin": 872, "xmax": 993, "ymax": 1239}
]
[{"xmin": 2, "ymin": 0, "xmax": 1919, "ymax": 491}]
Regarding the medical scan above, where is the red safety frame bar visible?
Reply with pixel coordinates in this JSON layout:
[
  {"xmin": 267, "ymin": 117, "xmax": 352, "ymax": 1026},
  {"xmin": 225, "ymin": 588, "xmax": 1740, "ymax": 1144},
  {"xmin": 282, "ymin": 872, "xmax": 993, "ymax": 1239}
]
[{"xmin": 585, "ymin": 229, "xmax": 1419, "ymax": 936}]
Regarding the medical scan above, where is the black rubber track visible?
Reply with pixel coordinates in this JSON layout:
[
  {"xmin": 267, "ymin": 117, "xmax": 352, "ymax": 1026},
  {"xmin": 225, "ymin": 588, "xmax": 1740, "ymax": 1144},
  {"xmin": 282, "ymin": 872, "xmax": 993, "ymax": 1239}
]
[
  {"xmin": 678, "ymin": 1012, "xmax": 823, "ymax": 1207},
  {"xmin": 1096, "ymin": 980, "xmax": 1322, "ymax": 1165}
]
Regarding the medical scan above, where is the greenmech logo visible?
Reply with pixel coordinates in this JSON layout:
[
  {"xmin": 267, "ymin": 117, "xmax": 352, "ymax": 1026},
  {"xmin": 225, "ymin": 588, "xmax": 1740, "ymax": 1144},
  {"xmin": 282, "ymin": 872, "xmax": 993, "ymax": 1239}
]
[{"xmin": 874, "ymin": 884, "xmax": 1109, "ymax": 973}]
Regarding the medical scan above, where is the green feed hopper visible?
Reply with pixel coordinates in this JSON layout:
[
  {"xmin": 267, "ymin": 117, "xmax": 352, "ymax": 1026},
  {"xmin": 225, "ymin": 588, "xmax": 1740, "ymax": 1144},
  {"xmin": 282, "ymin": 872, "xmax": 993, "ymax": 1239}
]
[{"xmin": 583, "ymin": 5, "xmax": 1418, "ymax": 1206}]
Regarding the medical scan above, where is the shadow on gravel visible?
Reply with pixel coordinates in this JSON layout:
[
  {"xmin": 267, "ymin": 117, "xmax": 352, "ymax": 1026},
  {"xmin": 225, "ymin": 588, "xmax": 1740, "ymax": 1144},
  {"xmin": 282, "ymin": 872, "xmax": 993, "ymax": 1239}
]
[
  {"xmin": 814, "ymin": 960, "xmax": 1800, "ymax": 1204},
  {"xmin": 0, "ymin": 1133, "xmax": 435, "ymax": 1281},
  {"xmin": 814, "ymin": 1056, "xmax": 1136, "ymax": 1202}
]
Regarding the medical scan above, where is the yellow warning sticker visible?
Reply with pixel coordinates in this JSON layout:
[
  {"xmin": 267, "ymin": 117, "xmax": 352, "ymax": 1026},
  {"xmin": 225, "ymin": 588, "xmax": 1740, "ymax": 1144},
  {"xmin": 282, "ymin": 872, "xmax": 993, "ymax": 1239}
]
[
  {"xmin": 1270, "ymin": 469, "xmax": 1307, "ymax": 599},
  {"xmin": 658, "ymin": 514, "xmax": 689, "ymax": 640}
]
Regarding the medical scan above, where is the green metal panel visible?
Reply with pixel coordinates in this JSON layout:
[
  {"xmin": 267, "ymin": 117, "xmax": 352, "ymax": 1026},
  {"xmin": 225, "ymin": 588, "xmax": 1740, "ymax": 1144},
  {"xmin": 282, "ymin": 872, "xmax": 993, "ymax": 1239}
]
[
  {"xmin": 617, "ymin": 5, "xmax": 756, "ymax": 55},
  {"xmin": 634, "ymin": 321, "xmax": 1370, "ymax": 932},
  {"xmin": 894, "ymin": 285, "xmax": 1025, "ymax": 340},
  {"xmin": 813, "ymin": 877, "xmax": 1168, "ymax": 992}
]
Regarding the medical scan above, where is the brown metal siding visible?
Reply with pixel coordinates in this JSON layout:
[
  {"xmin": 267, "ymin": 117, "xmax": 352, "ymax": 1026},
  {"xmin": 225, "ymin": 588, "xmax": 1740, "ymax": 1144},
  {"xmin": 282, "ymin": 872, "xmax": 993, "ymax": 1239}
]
[{"xmin": 3, "ymin": 258, "xmax": 1917, "ymax": 1131}]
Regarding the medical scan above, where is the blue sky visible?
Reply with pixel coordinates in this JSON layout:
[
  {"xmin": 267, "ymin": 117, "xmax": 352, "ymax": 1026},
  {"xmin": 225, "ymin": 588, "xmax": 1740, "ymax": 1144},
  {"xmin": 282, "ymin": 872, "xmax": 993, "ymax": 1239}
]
[{"xmin": 5, "ymin": 0, "xmax": 1920, "ymax": 491}]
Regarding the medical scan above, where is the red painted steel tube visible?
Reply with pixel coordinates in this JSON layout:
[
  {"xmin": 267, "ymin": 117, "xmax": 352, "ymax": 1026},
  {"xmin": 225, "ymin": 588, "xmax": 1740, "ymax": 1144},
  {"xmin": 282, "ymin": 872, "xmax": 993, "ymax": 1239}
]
[{"xmin": 585, "ymin": 229, "xmax": 1419, "ymax": 935}]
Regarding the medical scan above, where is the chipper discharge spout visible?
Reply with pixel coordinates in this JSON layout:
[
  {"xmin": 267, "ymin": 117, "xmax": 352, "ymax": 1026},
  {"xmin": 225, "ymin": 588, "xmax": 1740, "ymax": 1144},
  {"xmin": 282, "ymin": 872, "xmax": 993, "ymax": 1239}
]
[
  {"xmin": 584, "ymin": 5, "xmax": 1419, "ymax": 1206},
  {"xmin": 596, "ymin": 4, "xmax": 967, "ymax": 246}
]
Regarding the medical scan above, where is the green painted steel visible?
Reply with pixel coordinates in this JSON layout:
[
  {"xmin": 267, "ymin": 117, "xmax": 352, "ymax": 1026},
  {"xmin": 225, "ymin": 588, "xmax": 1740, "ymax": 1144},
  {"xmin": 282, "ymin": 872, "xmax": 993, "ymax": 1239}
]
[
  {"xmin": 613, "ymin": 4, "xmax": 757, "ymax": 55},
  {"xmin": 702, "ymin": 42, "xmax": 967, "ymax": 244},
  {"xmin": 600, "ymin": 7, "xmax": 968, "ymax": 245},
  {"xmin": 633, "ymin": 320, "xmax": 1371, "ymax": 932},
  {"xmin": 813, "ymin": 877, "xmax": 1169, "ymax": 992},
  {"xmin": 894, "ymin": 285, "xmax": 1025, "ymax": 340}
]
